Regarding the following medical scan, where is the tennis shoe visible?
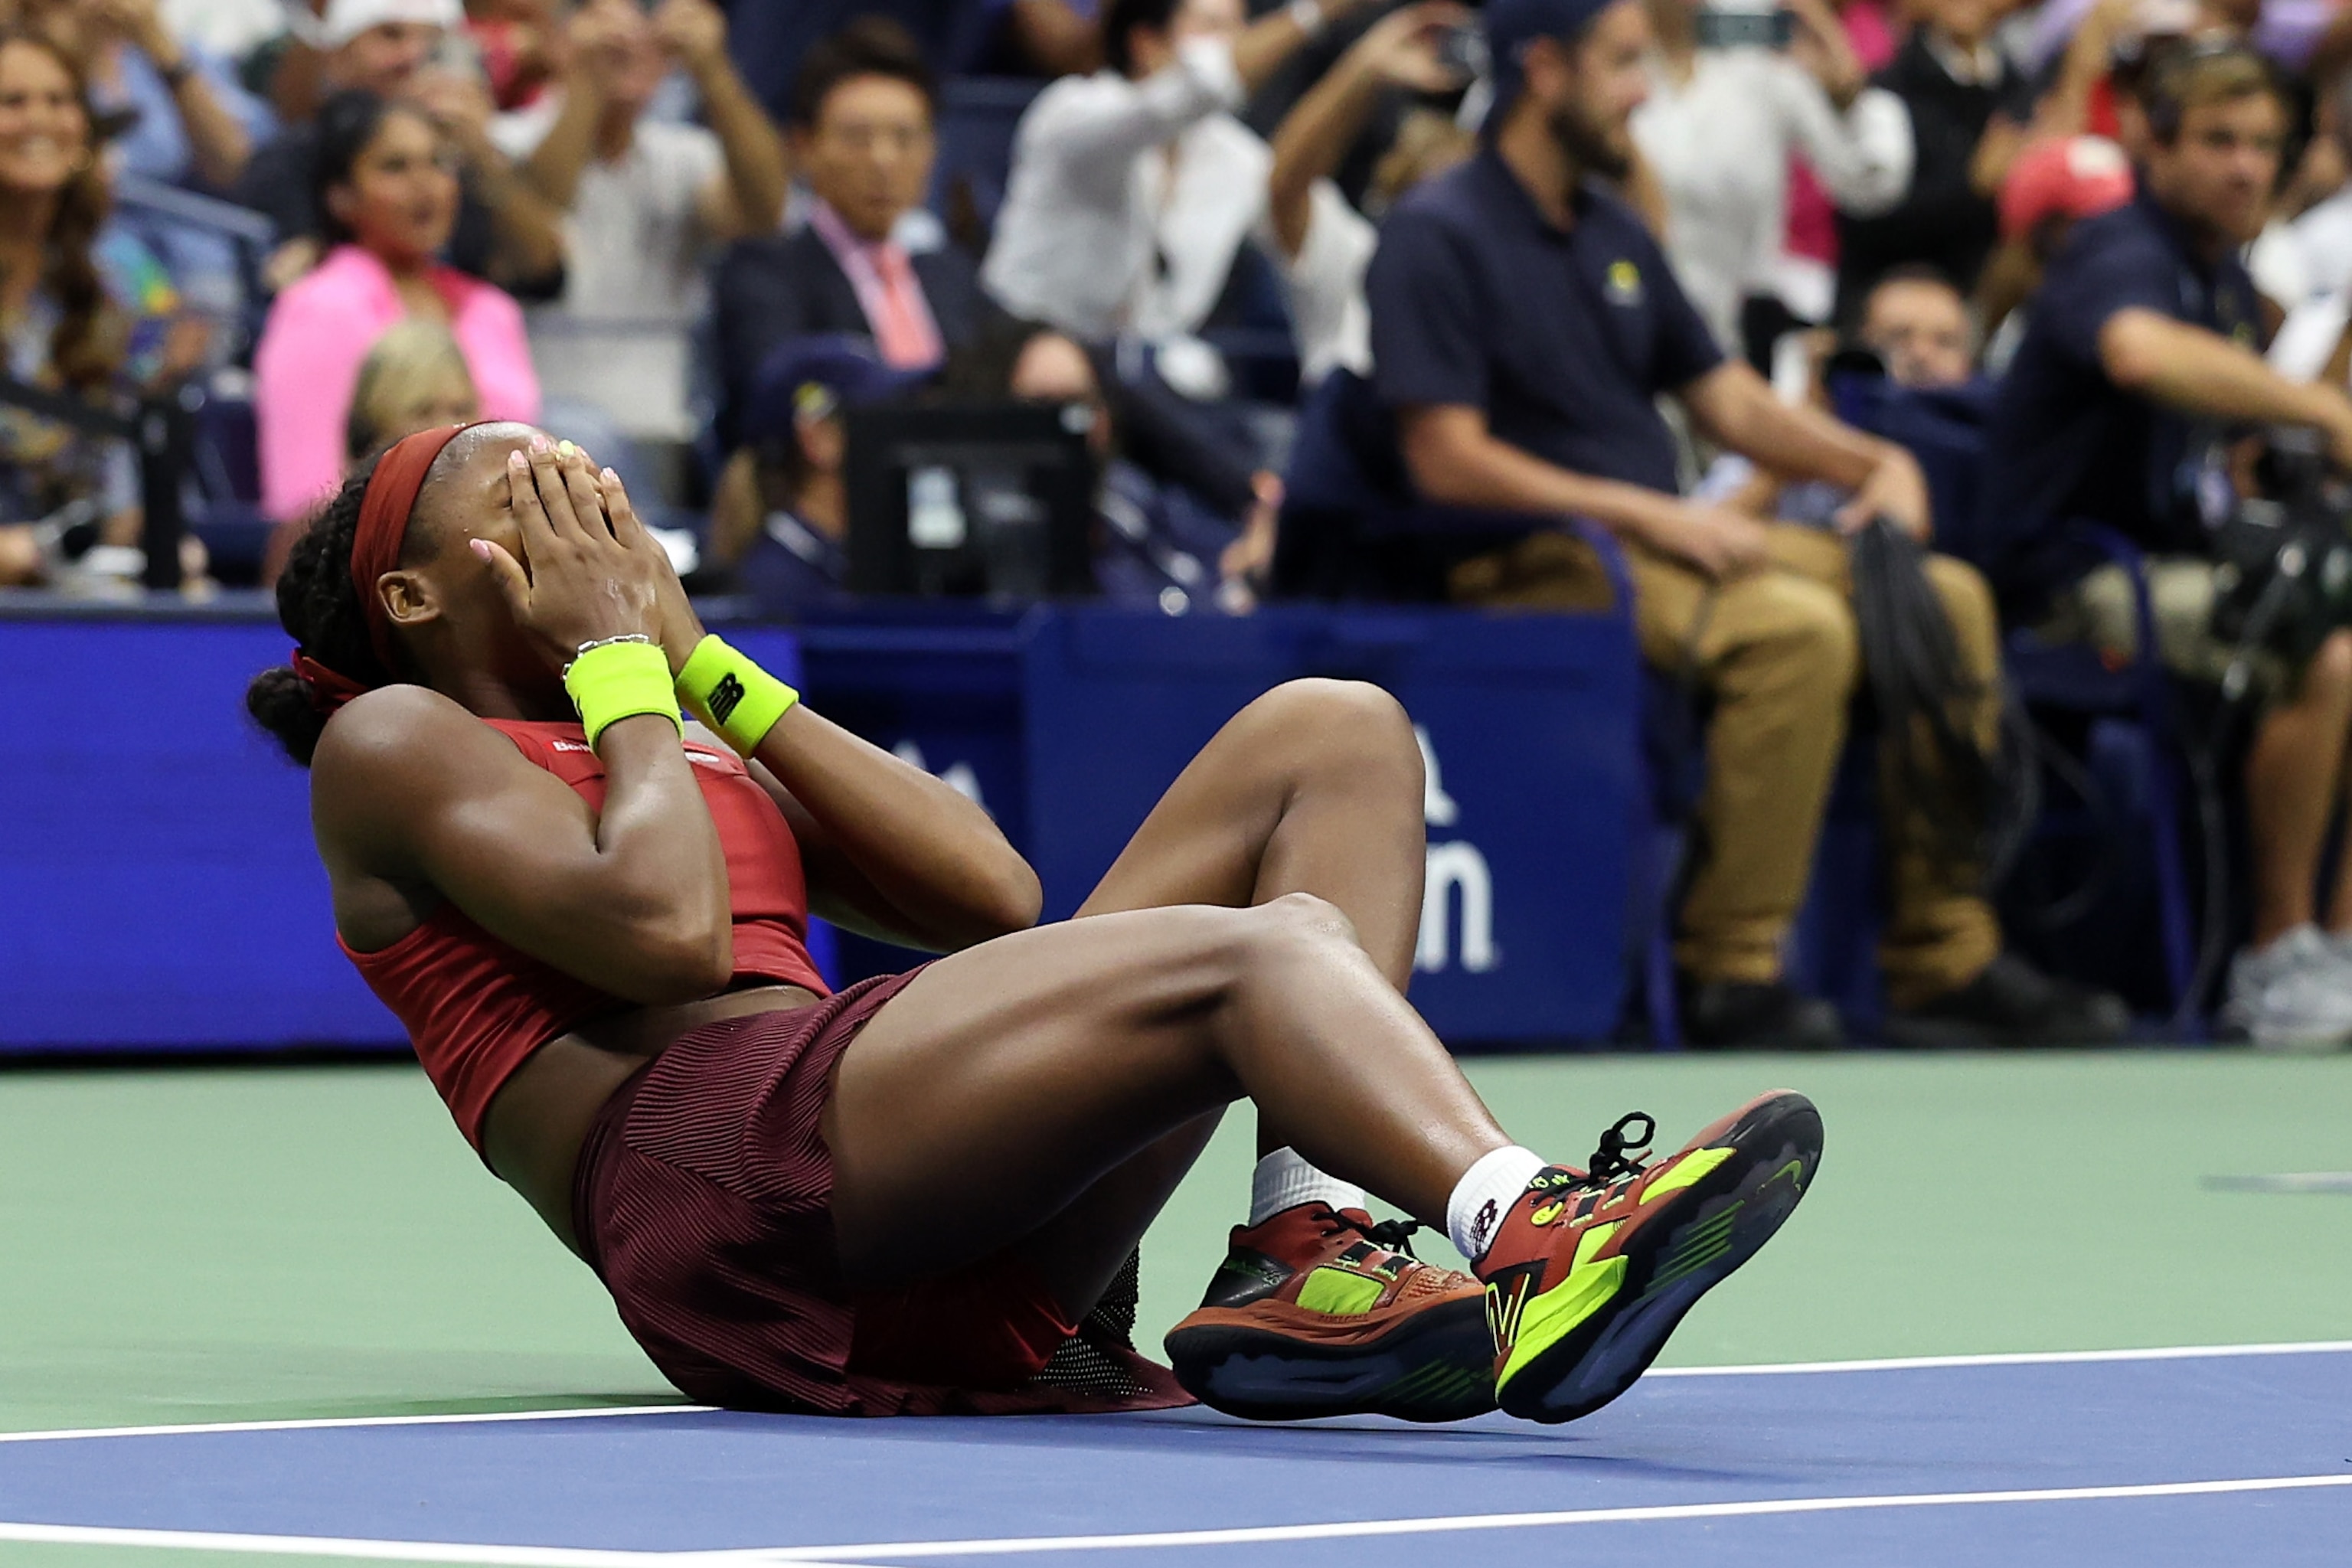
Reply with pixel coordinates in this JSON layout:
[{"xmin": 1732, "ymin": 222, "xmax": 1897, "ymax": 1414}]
[
  {"xmin": 1478, "ymin": 1090, "xmax": 1823, "ymax": 1424},
  {"xmin": 1165, "ymin": 1203, "xmax": 1494, "ymax": 1422},
  {"xmin": 2230, "ymin": 926, "xmax": 2352, "ymax": 1048}
]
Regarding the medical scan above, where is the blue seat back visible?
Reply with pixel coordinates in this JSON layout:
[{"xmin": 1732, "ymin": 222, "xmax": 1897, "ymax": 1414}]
[
  {"xmin": 1272, "ymin": 371, "xmax": 1541, "ymax": 601},
  {"xmin": 1828, "ymin": 373, "xmax": 2003, "ymax": 568},
  {"xmin": 930, "ymin": 77, "xmax": 1041, "ymax": 237}
]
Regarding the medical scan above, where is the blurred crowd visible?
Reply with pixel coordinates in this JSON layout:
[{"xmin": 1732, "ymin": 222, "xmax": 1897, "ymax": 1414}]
[{"xmin": 5, "ymin": 0, "xmax": 2352, "ymax": 1043}]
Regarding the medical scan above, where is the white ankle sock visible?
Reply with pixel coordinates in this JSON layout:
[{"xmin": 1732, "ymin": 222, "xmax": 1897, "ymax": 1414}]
[
  {"xmin": 1249, "ymin": 1148, "xmax": 1367, "ymax": 1225},
  {"xmin": 1447, "ymin": 1145, "xmax": 1547, "ymax": 1264}
]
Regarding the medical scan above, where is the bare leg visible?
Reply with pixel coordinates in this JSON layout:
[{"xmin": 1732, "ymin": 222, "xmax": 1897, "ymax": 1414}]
[
  {"xmin": 825, "ymin": 894, "xmax": 1509, "ymax": 1292},
  {"xmin": 1032, "ymin": 679, "xmax": 1429, "ymax": 1310},
  {"xmin": 1079, "ymin": 678, "xmax": 1426, "ymax": 1152},
  {"xmin": 1074, "ymin": 680, "xmax": 1427, "ymax": 980},
  {"xmin": 2249, "ymin": 632, "xmax": 2352, "ymax": 945},
  {"xmin": 0, "ymin": 524, "xmax": 42, "ymax": 586},
  {"xmin": 2321, "ymin": 639, "xmax": 2352, "ymax": 932}
]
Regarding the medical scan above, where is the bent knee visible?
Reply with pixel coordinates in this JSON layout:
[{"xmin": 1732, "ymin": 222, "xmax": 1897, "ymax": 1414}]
[
  {"xmin": 2305, "ymin": 629, "xmax": 2352, "ymax": 699},
  {"xmin": 1252, "ymin": 678, "xmax": 1416, "ymax": 750},
  {"xmin": 1230, "ymin": 891, "xmax": 1361, "ymax": 972},
  {"xmin": 1925, "ymin": 555, "xmax": 2000, "ymax": 659},
  {"xmin": 1738, "ymin": 574, "xmax": 1859, "ymax": 688},
  {"xmin": 1248, "ymin": 677, "xmax": 1423, "ymax": 786},
  {"xmin": 1255, "ymin": 889, "xmax": 1357, "ymax": 942},
  {"xmin": 1925, "ymin": 554, "xmax": 1996, "ymax": 629}
]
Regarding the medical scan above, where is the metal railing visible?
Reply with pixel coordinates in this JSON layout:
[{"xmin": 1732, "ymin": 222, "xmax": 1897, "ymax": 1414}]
[{"xmin": 0, "ymin": 371, "xmax": 198, "ymax": 590}]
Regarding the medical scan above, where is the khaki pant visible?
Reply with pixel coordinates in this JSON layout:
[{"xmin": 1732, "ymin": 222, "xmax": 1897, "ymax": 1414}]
[
  {"xmin": 1449, "ymin": 524, "xmax": 2003, "ymax": 1005},
  {"xmin": 2039, "ymin": 557, "xmax": 2288, "ymax": 697}
]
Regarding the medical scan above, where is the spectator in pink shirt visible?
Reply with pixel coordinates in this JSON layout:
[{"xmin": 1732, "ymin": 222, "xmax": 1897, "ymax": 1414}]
[{"xmin": 253, "ymin": 87, "xmax": 538, "ymax": 522}]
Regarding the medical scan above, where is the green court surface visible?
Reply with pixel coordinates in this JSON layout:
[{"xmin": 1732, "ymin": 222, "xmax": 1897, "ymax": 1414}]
[{"xmin": 2, "ymin": 1049, "xmax": 2347, "ymax": 1439}]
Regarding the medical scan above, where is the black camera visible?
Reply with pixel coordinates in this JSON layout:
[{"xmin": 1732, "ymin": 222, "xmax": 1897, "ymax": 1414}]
[{"xmin": 2208, "ymin": 429, "xmax": 2352, "ymax": 678}]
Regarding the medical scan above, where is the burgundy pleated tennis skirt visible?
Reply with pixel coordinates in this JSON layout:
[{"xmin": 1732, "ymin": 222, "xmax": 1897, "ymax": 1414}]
[{"xmin": 570, "ymin": 969, "xmax": 1190, "ymax": 1416}]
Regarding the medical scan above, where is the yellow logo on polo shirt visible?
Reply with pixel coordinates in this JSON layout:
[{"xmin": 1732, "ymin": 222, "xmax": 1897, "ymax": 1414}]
[{"xmin": 1606, "ymin": 260, "xmax": 1644, "ymax": 306}]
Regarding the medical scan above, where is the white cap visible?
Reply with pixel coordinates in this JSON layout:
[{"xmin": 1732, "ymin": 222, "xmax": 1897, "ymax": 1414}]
[{"xmin": 320, "ymin": 0, "xmax": 462, "ymax": 50}]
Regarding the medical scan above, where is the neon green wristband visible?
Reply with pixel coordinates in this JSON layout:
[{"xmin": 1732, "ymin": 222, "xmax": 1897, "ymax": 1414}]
[
  {"xmin": 562, "ymin": 638, "xmax": 681, "ymax": 750},
  {"xmin": 676, "ymin": 633, "xmax": 800, "ymax": 756}
]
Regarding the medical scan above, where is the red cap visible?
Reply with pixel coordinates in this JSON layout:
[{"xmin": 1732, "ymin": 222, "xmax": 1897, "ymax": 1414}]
[{"xmin": 2000, "ymin": 136, "xmax": 2135, "ymax": 243}]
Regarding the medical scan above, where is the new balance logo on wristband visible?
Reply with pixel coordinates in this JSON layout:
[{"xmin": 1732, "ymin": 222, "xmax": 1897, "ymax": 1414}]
[{"xmin": 708, "ymin": 673, "xmax": 746, "ymax": 724}]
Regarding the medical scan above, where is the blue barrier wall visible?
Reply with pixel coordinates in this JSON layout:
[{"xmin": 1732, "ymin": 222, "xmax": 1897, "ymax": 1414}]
[
  {"xmin": 802, "ymin": 605, "xmax": 1642, "ymax": 1043},
  {"xmin": 2, "ymin": 603, "xmax": 1638, "ymax": 1052},
  {"xmin": 0, "ymin": 612, "xmax": 808, "ymax": 1052},
  {"xmin": 1, "ymin": 616, "xmax": 395, "ymax": 1048}
]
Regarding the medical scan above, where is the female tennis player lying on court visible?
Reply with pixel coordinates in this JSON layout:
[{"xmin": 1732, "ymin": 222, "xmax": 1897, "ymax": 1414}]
[{"xmin": 247, "ymin": 422, "xmax": 1822, "ymax": 1423}]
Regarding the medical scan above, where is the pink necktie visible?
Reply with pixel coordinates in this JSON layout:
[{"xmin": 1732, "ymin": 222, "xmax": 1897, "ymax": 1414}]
[{"xmin": 868, "ymin": 243, "xmax": 943, "ymax": 369}]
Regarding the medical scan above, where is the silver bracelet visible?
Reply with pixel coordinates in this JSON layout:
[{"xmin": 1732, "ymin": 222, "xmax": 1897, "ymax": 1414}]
[
  {"xmin": 1287, "ymin": 0, "xmax": 1326, "ymax": 38},
  {"xmin": 563, "ymin": 632, "xmax": 655, "ymax": 678}
]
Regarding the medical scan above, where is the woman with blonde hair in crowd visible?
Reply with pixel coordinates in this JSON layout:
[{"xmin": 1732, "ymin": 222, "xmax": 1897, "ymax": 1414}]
[
  {"xmin": 263, "ymin": 317, "xmax": 482, "ymax": 584},
  {"xmin": 0, "ymin": 27, "xmax": 191, "ymax": 586},
  {"xmin": 253, "ymin": 86, "xmax": 537, "ymax": 530},
  {"xmin": 343, "ymin": 318, "xmax": 480, "ymax": 466}
]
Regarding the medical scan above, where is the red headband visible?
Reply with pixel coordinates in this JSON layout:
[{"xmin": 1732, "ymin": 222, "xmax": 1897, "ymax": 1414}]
[
  {"xmin": 292, "ymin": 422, "xmax": 479, "ymax": 715},
  {"xmin": 353, "ymin": 422, "xmax": 474, "ymax": 675}
]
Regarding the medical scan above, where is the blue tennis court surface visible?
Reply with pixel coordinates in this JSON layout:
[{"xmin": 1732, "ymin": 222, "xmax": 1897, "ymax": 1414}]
[{"xmin": 3, "ymin": 1344, "xmax": 2345, "ymax": 1566}]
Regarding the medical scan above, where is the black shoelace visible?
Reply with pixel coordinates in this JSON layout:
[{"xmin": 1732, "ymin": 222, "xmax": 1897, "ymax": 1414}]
[
  {"xmin": 1583, "ymin": 1112, "xmax": 1658, "ymax": 1188},
  {"xmin": 1320, "ymin": 1207, "xmax": 1423, "ymax": 1259}
]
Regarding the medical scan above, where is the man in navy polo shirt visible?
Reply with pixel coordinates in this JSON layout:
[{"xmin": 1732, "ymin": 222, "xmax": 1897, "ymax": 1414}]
[
  {"xmin": 1367, "ymin": 0, "xmax": 2126, "ymax": 1048},
  {"xmin": 1988, "ymin": 44, "xmax": 2352, "ymax": 1046}
]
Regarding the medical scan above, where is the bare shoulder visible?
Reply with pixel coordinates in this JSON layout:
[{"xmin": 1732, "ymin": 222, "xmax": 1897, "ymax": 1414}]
[
  {"xmin": 312, "ymin": 684, "xmax": 502, "ymax": 783},
  {"xmin": 309, "ymin": 686, "xmax": 539, "ymax": 850}
]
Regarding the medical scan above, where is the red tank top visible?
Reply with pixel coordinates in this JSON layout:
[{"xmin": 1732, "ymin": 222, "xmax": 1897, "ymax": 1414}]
[{"xmin": 341, "ymin": 719, "xmax": 831, "ymax": 1150}]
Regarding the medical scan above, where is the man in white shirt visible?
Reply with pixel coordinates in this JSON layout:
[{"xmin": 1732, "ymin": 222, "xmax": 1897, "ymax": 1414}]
[
  {"xmin": 1631, "ymin": 0, "xmax": 1913, "ymax": 354},
  {"xmin": 2273, "ymin": 69, "xmax": 2352, "ymax": 397},
  {"xmin": 982, "ymin": 0, "xmax": 1379, "ymax": 354},
  {"xmin": 1263, "ymin": 3, "xmax": 1470, "ymax": 387},
  {"xmin": 2289, "ymin": 69, "xmax": 2352, "ymax": 302},
  {"xmin": 492, "ymin": 0, "xmax": 787, "ymax": 435}
]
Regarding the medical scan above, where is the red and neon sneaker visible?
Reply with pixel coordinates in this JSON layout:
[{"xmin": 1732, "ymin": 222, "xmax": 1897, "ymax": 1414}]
[
  {"xmin": 1164, "ymin": 1204, "xmax": 1494, "ymax": 1423},
  {"xmin": 1481, "ymin": 1090, "xmax": 1823, "ymax": 1424}
]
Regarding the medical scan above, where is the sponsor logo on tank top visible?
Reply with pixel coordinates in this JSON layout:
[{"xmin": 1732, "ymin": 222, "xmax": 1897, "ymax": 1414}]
[{"xmin": 550, "ymin": 737, "xmax": 733, "ymax": 769}]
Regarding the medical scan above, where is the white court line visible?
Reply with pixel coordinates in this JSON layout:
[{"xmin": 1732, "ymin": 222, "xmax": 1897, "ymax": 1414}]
[
  {"xmin": 1645, "ymin": 1338, "xmax": 2352, "ymax": 1378},
  {"xmin": 0, "ymin": 1404, "xmax": 710, "ymax": 1446},
  {"xmin": 2, "ymin": 1474, "xmax": 2347, "ymax": 1566},
  {"xmin": 741, "ymin": 1474, "xmax": 2352, "ymax": 1560},
  {"xmin": 0, "ymin": 1522, "xmax": 879, "ymax": 1567},
  {"xmin": 0, "ymin": 1523, "xmax": 680, "ymax": 1566},
  {"xmin": 2, "ymin": 1340, "xmax": 2347, "ymax": 1446}
]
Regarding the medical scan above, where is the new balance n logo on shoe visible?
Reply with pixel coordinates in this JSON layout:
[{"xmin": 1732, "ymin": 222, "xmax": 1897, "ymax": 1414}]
[
  {"xmin": 1485, "ymin": 1266, "xmax": 1535, "ymax": 1355},
  {"xmin": 708, "ymin": 673, "xmax": 746, "ymax": 724}
]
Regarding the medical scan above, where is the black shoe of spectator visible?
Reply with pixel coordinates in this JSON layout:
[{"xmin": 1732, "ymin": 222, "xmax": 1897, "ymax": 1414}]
[
  {"xmin": 1679, "ymin": 977, "xmax": 1846, "ymax": 1050},
  {"xmin": 1881, "ymin": 952, "xmax": 2132, "ymax": 1048}
]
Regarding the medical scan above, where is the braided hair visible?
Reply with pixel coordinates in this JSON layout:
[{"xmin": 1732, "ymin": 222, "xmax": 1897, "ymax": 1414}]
[{"xmin": 244, "ymin": 458, "xmax": 390, "ymax": 766}]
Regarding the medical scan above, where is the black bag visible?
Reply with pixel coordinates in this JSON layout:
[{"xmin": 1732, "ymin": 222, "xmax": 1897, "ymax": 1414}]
[{"xmin": 1850, "ymin": 518, "xmax": 2003, "ymax": 867}]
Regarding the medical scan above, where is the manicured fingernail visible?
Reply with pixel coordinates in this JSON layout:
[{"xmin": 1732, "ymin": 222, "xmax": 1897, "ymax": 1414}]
[
  {"xmin": 601, "ymin": 467, "xmax": 619, "ymax": 483},
  {"xmin": 507, "ymin": 450, "xmax": 525, "ymax": 469},
  {"xmin": 469, "ymin": 539, "xmax": 491, "ymax": 559},
  {"xmin": 556, "ymin": 439, "xmax": 577, "ymax": 459},
  {"xmin": 529, "ymin": 434, "xmax": 550, "ymax": 453}
]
